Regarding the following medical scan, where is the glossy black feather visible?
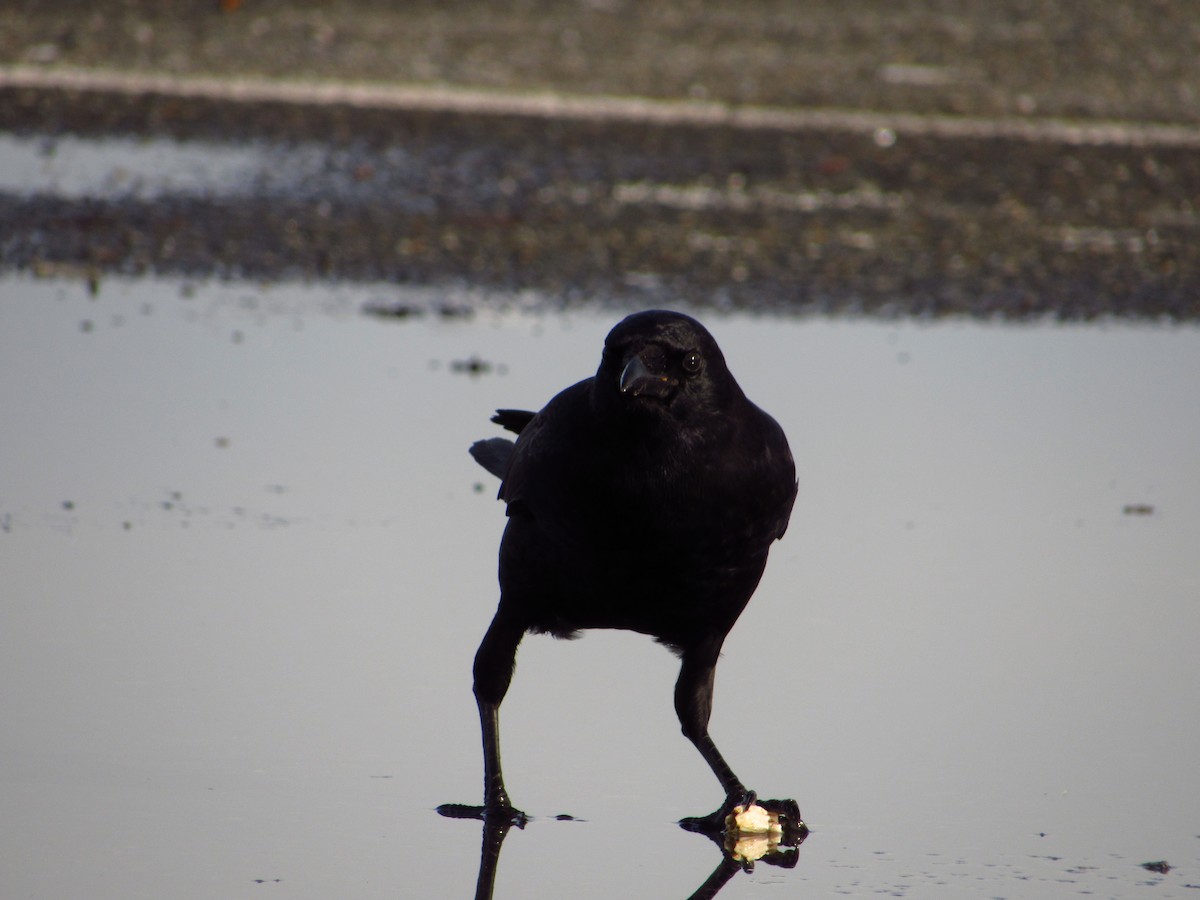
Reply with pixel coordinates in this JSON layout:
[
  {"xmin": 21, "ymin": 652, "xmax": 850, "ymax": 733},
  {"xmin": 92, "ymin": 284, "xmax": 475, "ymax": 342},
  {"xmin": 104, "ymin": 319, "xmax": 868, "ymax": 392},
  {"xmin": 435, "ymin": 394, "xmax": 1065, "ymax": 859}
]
[{"xmin": 490, "ymin": 408, "xmax": 536, "ymax": 435}]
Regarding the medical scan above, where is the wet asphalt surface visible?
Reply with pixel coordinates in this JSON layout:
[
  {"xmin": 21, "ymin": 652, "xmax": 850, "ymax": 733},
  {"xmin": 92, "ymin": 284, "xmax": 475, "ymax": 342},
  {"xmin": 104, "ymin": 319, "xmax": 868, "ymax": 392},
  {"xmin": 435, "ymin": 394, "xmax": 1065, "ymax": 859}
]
[{"xmin": 2, "ymin": 0, "xmax": 1198, "ymax": 319}]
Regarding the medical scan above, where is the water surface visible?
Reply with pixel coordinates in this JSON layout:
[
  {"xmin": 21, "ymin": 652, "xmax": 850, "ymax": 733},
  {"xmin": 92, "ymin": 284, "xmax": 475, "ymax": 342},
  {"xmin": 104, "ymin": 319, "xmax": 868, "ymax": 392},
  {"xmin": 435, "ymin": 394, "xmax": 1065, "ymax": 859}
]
[{"xmin": 2, "ymin": 276, "xmax": 1198, "ymax": 897}]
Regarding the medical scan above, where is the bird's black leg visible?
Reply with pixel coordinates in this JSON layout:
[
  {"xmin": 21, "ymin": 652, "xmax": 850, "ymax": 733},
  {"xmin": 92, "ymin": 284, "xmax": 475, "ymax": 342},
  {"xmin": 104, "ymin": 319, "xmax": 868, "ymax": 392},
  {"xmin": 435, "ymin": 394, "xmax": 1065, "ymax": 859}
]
[
  {"xmin": 472, "ymin": 610, "xmax": 527, "ymax": 824},
  {"xmin": 476, "ymin": 700, "xmax": 510, "ymax": 809},
  {"xmin": 674, "ymin": 641, "xmax": 753, "ymax": 832}
]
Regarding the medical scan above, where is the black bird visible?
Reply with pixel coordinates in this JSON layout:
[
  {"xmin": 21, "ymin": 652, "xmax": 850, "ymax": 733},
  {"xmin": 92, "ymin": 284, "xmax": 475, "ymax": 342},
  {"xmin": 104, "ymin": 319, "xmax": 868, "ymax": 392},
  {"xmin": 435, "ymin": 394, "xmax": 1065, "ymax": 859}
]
[{"xmin": 462, "ymin": 310, "xmax": 797, "ymax": 826}]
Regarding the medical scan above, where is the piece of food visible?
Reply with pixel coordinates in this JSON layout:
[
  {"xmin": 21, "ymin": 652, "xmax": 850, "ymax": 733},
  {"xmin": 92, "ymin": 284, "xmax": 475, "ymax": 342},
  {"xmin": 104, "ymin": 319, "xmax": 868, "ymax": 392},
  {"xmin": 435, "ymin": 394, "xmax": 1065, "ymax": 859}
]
[{"xmin": 727, "ymin": 802, "xmax": 784, "ymax": 836}]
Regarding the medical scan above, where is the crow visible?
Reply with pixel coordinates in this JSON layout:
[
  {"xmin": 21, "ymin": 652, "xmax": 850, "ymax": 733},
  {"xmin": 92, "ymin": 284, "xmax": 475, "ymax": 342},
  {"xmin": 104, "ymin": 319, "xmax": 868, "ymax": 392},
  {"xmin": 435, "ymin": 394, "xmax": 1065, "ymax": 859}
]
[{"xmin": 457, "ymin": 309, "xmax": 797, "ymax": 828}]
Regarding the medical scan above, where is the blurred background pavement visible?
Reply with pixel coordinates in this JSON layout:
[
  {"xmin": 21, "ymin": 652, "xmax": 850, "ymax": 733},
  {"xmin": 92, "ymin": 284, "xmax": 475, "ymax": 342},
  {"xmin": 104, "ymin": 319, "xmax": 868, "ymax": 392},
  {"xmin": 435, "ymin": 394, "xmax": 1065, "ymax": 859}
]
[{"xmin": 1, "ymin": 0, "xmax": 1197, "ymax": 317}]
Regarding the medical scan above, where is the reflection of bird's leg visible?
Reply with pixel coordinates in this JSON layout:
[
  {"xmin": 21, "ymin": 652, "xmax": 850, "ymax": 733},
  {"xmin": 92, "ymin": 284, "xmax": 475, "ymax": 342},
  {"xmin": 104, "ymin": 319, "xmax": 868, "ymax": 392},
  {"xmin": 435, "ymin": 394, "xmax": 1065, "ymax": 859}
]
[
  {"xmin": 675, "ymin": 637, "xmax": 748, "ymax": 806},
  {"xmin": 472, "ymin": 816, "xmax": 514, "ymax": 900},
  {"xmin": 684, "ymin": 853, "xmax": 742, "ymax": 900},
  {"xmin": 473, "ymin": 609, "xmax": 525, "ymax": 814}
]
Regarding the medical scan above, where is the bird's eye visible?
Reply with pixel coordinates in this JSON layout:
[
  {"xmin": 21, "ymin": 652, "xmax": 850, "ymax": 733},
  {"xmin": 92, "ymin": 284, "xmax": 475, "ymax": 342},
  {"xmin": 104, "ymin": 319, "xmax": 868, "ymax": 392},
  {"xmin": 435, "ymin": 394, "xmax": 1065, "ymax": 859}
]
[{"xmin": 682, "ymin": 351, "xmax": 702, "ymax": 375}]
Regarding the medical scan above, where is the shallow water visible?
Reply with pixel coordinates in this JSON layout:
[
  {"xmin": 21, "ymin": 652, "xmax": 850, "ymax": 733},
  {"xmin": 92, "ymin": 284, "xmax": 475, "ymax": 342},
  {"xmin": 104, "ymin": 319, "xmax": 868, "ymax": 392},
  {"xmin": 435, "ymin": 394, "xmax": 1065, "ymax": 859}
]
[
  {"xmin": 2, "ymin": 275, "xmax": 1198, "ymax": 897},
  {"xmin": 0, "ymin": 132, "xmax": 439, "ymax": 210}
]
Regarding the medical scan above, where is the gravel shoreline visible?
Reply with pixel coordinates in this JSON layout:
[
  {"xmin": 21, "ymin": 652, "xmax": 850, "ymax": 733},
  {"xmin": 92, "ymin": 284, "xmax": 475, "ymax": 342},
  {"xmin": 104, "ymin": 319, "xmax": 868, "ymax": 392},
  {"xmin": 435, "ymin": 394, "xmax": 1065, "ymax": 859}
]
[{"xmin": 2, "ymin": 2, "xmax": 1197, "ymax": 319}]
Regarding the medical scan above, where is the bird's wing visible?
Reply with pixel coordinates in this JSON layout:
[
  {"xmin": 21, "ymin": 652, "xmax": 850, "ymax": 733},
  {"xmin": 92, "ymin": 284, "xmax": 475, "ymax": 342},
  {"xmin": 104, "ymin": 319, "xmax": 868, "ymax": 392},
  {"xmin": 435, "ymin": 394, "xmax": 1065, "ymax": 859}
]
[
  {"xmin": 495, "ymin": 379, "xmax": 593, "ymax": 519},
  {"xmin": 759, "ymin": 411, "xmax": 798, "ymax": 542},
  {"xmin": 746, "ymin": 407, "xmax": 797, "ymax": 544}
]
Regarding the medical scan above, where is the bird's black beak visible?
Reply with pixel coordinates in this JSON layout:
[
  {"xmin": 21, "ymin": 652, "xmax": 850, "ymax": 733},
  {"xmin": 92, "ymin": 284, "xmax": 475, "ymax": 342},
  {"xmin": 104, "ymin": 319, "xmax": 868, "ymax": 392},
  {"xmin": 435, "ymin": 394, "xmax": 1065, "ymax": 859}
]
[{"xmin": 619, "ymin": 353, "xmax": 677, "ymax": 399}]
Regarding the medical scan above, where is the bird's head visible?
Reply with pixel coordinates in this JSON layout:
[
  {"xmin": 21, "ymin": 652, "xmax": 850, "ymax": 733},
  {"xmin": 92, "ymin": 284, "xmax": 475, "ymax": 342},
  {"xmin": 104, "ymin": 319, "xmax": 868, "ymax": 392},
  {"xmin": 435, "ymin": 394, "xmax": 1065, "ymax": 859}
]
[{"xmin": 595, "ymin": 310, "xmax": 744, "ymax": 422}]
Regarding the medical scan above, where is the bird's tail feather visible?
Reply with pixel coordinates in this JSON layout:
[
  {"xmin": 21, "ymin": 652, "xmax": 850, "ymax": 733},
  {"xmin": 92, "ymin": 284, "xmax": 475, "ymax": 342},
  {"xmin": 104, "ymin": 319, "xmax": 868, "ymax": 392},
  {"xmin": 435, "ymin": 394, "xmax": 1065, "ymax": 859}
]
[{"xmin": 469, "ymin": 437, "xmax": 515, "ymax": 479}]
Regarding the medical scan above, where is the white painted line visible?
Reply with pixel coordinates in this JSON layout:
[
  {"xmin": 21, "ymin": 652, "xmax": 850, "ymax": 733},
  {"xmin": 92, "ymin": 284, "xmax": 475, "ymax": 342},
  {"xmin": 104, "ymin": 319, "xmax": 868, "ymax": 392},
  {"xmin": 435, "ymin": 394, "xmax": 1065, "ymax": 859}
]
[{"xmin": 4, "ymin": 64, "xmax": 1200, "ymax": 149}]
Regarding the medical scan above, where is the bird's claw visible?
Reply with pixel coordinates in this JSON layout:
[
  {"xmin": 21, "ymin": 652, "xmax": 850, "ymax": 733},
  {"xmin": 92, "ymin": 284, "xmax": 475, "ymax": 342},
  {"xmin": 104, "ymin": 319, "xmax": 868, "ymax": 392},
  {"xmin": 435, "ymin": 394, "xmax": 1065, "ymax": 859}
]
[
  {"xmin": 677, "ymin": 792, "xmax": 748, "ymax": 835},
  {"xmin": 751, "ymin": 797, "xmax": 807, "ymax": 840},
  {"xmin": 678, "ymin": 792, "xmax": 806, "ymax": 841},
  {"xmin": 678, "ymin": 807, "xmax": 729, "ymax": 835},
  {"xmin": 435, "ymin": 802, "xmax": 529, "ymax": 829}
]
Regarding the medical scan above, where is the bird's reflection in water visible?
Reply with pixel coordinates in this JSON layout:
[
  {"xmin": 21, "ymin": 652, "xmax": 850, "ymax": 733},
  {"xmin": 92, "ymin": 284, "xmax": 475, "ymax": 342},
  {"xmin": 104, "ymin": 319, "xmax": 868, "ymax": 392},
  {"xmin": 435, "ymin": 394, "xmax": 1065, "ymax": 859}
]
[{"xmin": 436, "ymin": 798, "xmax": 808, "ymax": 899}]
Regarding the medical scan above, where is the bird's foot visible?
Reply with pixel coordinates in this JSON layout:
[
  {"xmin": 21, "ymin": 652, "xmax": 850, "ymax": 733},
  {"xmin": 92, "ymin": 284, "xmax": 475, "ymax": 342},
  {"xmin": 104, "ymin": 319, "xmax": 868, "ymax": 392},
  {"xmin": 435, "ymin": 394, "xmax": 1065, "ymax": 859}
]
[
  {"xmin": 681, "ymin": 792, "xmax": 807, "ymax": 872},
  {"xmin": 678, "ymin": 789, "xmax": 756, "ymax": 835},
  {"xmin": 435, "ymin": 802, "xmax": 529, "ymax": 829},
  {"xmin": 751, "ymin": 797, "xmax": 806, "ymax": 841},
  {"xmin": 679, "ymin": 791, "xmax": 806, "ymax": 841}
]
